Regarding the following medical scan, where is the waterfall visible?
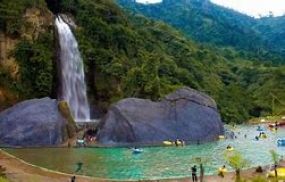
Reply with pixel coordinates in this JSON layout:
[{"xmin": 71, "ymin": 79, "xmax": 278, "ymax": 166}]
[{"xmin": 55, "ymin": 17, "xmax": 90, "ymax": 121}]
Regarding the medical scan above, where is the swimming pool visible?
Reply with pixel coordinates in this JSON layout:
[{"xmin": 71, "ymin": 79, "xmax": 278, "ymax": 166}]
[{"xmin": 3, "ymin": 124, "xmax": 285, "ymax": 180}]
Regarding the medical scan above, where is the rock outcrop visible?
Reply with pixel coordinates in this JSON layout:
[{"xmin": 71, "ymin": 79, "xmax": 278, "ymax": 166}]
[
  {"xmin": 0, "ymin": 97, "xmax": 68, "ymax": 147},
  {"xmin": 96, "ymin": 87, "xmax": 224, "ymax": 146},
  {"xmin": 58, "ymin": 100, "xmax": 78, "ymax": 138}
]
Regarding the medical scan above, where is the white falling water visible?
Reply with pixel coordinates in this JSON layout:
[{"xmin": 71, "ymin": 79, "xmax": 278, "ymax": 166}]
[{"xmin": 55, "ymin": 17, "xmax": 90, "ymax": 121}]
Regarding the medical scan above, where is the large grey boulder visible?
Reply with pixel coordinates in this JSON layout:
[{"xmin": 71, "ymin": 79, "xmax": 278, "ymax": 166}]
[
  {"xmin": 0, "ymin": 97, "xmax": 68, "ymax": 147},
  {"xmin": 97, "ymin": 87, "xmax": 224, "ymax": 146}
]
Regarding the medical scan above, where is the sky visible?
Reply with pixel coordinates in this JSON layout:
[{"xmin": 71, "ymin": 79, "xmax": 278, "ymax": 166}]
[{"xmin": 135, "ymin": 0, "xmax": 285, "ymax": 18}]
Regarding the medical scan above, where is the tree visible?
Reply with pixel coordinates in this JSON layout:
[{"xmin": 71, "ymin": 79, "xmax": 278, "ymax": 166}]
[
  {"xmin": 223, "ymin": 150, "xmax": 249, "ymax": 182},
  {"xmin": 194, "ymin": 157, "xmax": 208, "ymax": 182},
  {"xmin": 269, "ymin": 150, "xmax": 279, "ymax": 178}
]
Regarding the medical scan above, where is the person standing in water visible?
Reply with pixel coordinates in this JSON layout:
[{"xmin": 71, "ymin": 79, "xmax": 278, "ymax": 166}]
[{"xmin": 191, "ymin": 165, "xmax": 198, "ymax": 182}]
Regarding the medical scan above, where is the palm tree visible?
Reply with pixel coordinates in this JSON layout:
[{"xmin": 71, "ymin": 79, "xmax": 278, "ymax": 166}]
[
  {"xmin": 223, "ymin": 150, "xmax": 249, "ymax": 182},
  {"xmin": 194, "ymin": 157, "xmax": 209, "ymax": 182},
  {"xmin": 269, "ymin": 150, "xmax": 279, "ymax": 177},
  {"xmin": 195, "ymin": 157, "xmax": 203, "ymax": 182}
]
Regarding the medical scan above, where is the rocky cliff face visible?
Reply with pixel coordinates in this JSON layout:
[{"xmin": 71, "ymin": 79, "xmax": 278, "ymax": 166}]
[{"xmin": 96, "ymin": 87, "xmax": 224, "ymax": 146}]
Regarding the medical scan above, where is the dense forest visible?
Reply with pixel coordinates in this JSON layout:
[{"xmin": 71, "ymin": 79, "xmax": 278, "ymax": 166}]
[
  {"xmin": 117, "ymin": 0, "xmax": 285, "ymax": 63},
  {"xmin": 0, "ymin": 0, "xmax": 285, "ymax": 124}
]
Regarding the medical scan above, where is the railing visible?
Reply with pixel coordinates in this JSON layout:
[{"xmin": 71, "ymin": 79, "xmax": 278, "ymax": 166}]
[
  {"xmin": 74, "ymin": 119, "xmax": 100, "ymax": 123},
  {"xmin": 75, "ymin": 119, "xmax": 100, "ymax": 128}
]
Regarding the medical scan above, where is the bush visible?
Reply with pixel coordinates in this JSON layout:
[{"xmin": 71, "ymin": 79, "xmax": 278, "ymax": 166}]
[
  {"xmin": 0, "ymin": 165, "xmax": 6, "ymax": 179},
  {"xmin": 250, "ymin": 175, "xmax": 268, "ymax": 182}
]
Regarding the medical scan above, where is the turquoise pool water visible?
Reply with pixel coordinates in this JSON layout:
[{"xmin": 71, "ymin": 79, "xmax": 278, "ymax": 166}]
[{"xmin": 3, "ymin": 124, "xmax": 285, "ymax": 180}]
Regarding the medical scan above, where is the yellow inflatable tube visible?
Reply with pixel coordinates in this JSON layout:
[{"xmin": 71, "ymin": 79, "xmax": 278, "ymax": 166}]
[
  {"xmin": 259, "ymin": 134, "xmax": 267, "ymax": 139},
  {"xmin": 174, "ymin": 140, "xmax": 182, "ymax": 145},
  {"xmin": 218, "ymin": 167, "xmax": 227, "ymax": 174},
  {"xmin": 163, "ymin": 141, "xmax": 173, "ymax": 146},
  {"xmin": 268, "ymin": 167, "xmax": 285, "ymax": 178},
  {"xmin": 163, "ymin": 140, "xmax": 183, "ymax": 146},
  {"xmin": 218, "ymin": 135, "xmax": 225, "ymax": 140},
  {"xmin": 226, "ymin": 147, "xmax": 234, "ymax": 151}
]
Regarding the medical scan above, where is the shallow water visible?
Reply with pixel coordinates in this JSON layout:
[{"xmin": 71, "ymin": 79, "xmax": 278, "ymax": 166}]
[{"xmin": 3, "ymin": 124, "xmax": 285, "ymax": 180}]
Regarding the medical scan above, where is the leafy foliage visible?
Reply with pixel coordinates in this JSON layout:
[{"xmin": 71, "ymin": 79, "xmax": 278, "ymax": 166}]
[
  {"xmin": 250, "ymin": 176, "xmax": 268, "ymax": 182},
  {"xmin": 269, "ymin": 150, "xmax": 279, "ymax": 165},
  {"xmin": 12, "ymin": 33, "xmax": 54, "ymax": 98},
  {"xmin": 223, "ymin": 150, "xmax": 250, "ymax": 182},
  {"xmin": 117, "ymin": 0, "xmax": 285, "ymax": 65},
  {"xmin": 114, "ymin": 0, "xmax": 285, "ymax": 123},
  {"xmin": 0, "ymin": 0, "xmax": 47, "ymax": 36},
  {"xmin": 0, "ymin": 165, "xmax": 6, "ymax": 179},
  {"xmin": 71, "ymin": 0, "xmax": 228, "ymax": 107},
  {"xmin": 1, "ymin": 0, "xmax": 285, "ymax": 125}
]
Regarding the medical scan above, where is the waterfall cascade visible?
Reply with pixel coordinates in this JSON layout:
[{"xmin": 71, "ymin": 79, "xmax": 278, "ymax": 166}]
[{"xmin": 55, "ymin": 17, "xmax": 90, "ymax": 121}]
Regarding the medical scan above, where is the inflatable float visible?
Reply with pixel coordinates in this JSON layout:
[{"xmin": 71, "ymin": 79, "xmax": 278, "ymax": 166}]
[
  {"xmin": 163, "ymin": 141, "xmax": 173, "ymax": 146},
  {"xmin": 225, "ymin": 146, "xmax": 234, "ymax": 151},
  {"xmin": 218, "ymin": 166, "xmax": 227, "ymax": 176},
  {"xmin": 268, "ymin": 167, "xmax": 285, "ymax": 178},
  {"xmin": 218, "ymin": 135, "xmax": 225, "ymax": 140},
  {"xmin": 259, "ymin": 133, "xmax": 267, "ymax": 139},
  {"xmin": 163, "ymin": 140, "xmax": 184, "ymax": 146},
  {"xmin": 256, "ymin": 126, "xmax": 266, "ymax": 131},
  {"xmin": 132, "ymin": 148, "xmax": 143, "ymax": 154},
  {"xmin": 277, "ymin": 138, "xmax": 285, "ymax": 146}
]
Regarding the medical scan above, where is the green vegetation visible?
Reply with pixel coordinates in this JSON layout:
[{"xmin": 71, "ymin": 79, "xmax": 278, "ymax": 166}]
[
  {"xmin": 0, "ymin": 0, "xmax": 54, "ymax": 109},
  {"xmin": 12, "ymin": 33, "xmax": 54, "ymax": 98},
  {"xmin": 117, "ymin": 0, "xmax": 285, "ymax": 63},
  {"xmin": 0, "ymin": 0, "xmax": 47, "ymax": 36},
  {"xmin": 250, "ymin": 176, "xmax": 268, "ymax": 182},
  {"xmin": 0, "ymin": 165, "xmax": 7, "ymax": 181},
  {"xmin": 63, "ymin": 0, "xmax": 285, "ymax": 123},
  {"xmin": 193, "ymin": 157, "xmax": 209, "ymax": 182},
  {"xmin": 0, "ymin": 0, "xmax": 285, "ymax": 124},
  {"xmin": 0, "ymin": 177, "xmax": 9, "ymax": 182},
  {"xmin": 223, "ymin": 150, "xmax": 249, "ymax": 182},
  {"xmin": 115, "ymin": 0, "xmax": 285, "ymax": 123}
]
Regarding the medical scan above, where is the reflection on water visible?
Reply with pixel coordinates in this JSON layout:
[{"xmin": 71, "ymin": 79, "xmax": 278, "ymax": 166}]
[{"xmin": 3, "ymin": 124, "xmax": 285, "ymax": 180}]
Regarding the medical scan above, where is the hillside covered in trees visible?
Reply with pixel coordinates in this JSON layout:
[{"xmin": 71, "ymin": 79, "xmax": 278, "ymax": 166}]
[
  {"xmin": 117, "ymin": 0, "xmax": 285, "ymax": 64},
  {"xmin": 0, "ymin": 0, "xmax": 285, "ymax": 124}
]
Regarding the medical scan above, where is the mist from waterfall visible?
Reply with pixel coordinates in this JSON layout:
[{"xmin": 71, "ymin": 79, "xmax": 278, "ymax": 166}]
[{"xmin": 55, "ymin": 17, "xmax": 90, "ymax": 121}]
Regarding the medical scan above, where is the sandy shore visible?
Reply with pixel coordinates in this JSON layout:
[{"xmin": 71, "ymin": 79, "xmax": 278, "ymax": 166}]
[{"xmin": 0, "ymin": 149, "xmax": 268, "ymax": 182}]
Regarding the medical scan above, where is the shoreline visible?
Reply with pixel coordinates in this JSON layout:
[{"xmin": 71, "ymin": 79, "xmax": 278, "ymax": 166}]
[{"xmin": 0, "ymin": 149, "xmax": 268, "ymax": 182}]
